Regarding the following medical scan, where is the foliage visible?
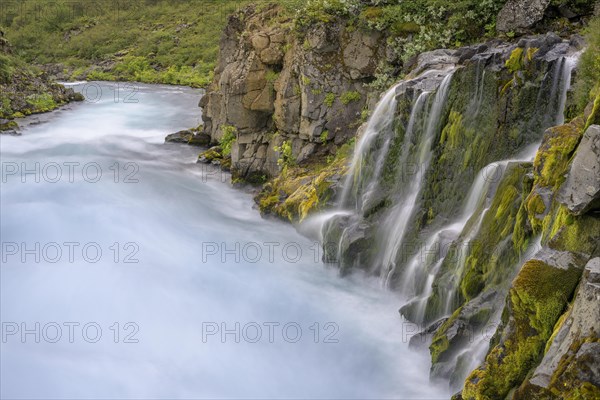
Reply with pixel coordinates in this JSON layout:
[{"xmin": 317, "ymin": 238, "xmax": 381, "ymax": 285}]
[
  {"xmin": 274, "ymin": 140, "xmax": 295, "ymax": 167},
  {"xmin": 26, "ymin": 93, "xmax": 57, "ymax": 112},
  {"xmin": 3, "ymin": 0, "xmax": 254, "ymax": 87},
  {"xmin": 355, "ymin": 0, "xmax": 504, "ymax": 61},
  {"xmin": 219, "ymin": 125, "xmax": 237, "ymax": 157},
  {"xmin": 573, "ymin": 16, "xmax": 600, "ymax": 115},
  {"xmin": 340, "ymin": 91, "xmax": 361, "ymax": 105}
]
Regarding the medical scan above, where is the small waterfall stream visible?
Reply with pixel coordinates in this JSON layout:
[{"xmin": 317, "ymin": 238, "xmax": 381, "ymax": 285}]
[
  {"xmin": 306, "ymin": 40, "xmax": 583, "ymax": 389},
  {"xmin": 381, "ymin": 71, "xmax": 455, "ymax": 287}
]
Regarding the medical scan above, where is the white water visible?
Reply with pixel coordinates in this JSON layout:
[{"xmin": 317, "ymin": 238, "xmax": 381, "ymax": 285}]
[
  {"xmin": 0, "ymin": 82, "xmax": 447, "ymax": 399},
  {"xmin": 556, "ymin": 51, "xmax": 582, "ymax": 125},
  {"xmin": 382, "ymin": 71, "xmax": 455, "ymax": 287},
  {"xmin": 340, "ymin": 82, "xmax": 403, "ymax": 209}
]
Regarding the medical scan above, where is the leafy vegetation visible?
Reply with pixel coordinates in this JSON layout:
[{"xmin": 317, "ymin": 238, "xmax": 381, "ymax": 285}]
[
  {"xmin": 340, "ymin": 91, "xmax": 361, "ymax": 105},
  {"xmin": 573, "ymin": 16, "xmax": 600, "ymax": 119},
  {"xmin": 274, "ymin": 140, "xmax": 295, "ymax": 167},
  {"xmin": 219, "ymin": 125, "xmax": 238, "ymax": 157},
  {"xmin": 3, "ymin": 0, "xmax": 257, "ymax": 87}
]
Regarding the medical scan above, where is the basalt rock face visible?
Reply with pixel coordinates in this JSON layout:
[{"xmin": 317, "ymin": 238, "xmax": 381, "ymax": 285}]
[
  {"xmin": 557, "ymin": 125, "xmax": 600, "ymax": 215},
  {"xmin": 200, "ymin": 4, "xmax": 385, "ymax": 181}
]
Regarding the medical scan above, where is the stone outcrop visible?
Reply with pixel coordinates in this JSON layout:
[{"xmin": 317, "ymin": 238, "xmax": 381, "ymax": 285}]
[
  {"xmin": 558, "ymin": 125, "xmax": 600, "ymax": 215},
  {"xmin": 516, "ymin": 257, "xmax": 600, "ymax": 398},
  {"xmin": 496, "ymin": 0, "xmax": 552, "ymax": 33},
  {"xmin": 200, "ymin": 4, "xmax": 385, "ymax": 181}
]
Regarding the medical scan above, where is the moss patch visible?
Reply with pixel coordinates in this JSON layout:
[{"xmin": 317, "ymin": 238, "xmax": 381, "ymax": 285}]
[{"xmin": 462, "ymin": 258, "xmax": 583, "ymax": 400}]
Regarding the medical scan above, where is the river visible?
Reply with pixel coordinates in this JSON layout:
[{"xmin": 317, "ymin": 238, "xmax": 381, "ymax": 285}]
[{"xmin": 0, "ymin": 82, "xmax": 446, "ymax": 399}]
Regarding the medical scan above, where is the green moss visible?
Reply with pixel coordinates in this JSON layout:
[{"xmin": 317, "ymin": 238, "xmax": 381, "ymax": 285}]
[
  {"xmin": 430, "ymin": 309, "xmax": 460, "ymax": 363},
  {"xmin": 255, "ymin": 139, "xmax": 352, "ymax": 223},
  {"xmin": 505, "ymin": 48, "xmax": 525, "ymax": 73},
  {"xmin": 25, "ymin": 93, "xmax": 57, "ymax": 113},
  {"xmin": 463, "ymin": 259, "xmax": 583, "ymax": 399},
  {"xmin": 545, "ymin": 205, "xmax": 600, "ymax": 256},
  {"xmin": 324, "ymin": 93, "xmax": 336, "ymax": 107},
  {"xmin": 547, "ymin": 336, "xmax": 600, "ymax": 399},
  {"xmin": 340, "ymin": 91, "xmax": 361, "ymax": 105},
  {"xmin": 439, "ymin": 111, "xmax": 463, "ymax": 148},
  {"xmin": 527, "ymin": 193, "xmax": 545, "ymax": 216},
  {"xmin": 533, "ymin": 119, "xmax": 584, "ymax": 189}
]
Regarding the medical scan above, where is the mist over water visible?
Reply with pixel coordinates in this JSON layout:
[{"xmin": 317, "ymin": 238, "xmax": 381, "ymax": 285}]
[{"xmin": 1, "ymin": 82, "xmax": 446, "ymax": 399}]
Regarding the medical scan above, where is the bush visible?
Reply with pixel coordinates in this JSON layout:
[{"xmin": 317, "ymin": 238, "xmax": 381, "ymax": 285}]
[
  {"xmin": 573, "ymin": 16, "xmax": 600, "ymax": 113},
  {"xmin": 340, "ymin": 91, "xmax": 361, "ymax": 105},
  {"xmin": 274, "ymin": 140, "xmax": 295, "ymax": 167},
  {"xmin": 219, "ymin": 125, "xmax": 237, "ymax": 157},
  {"xmin": 26, "ymin": 93, "xmax": 56, "ymax": 112}
]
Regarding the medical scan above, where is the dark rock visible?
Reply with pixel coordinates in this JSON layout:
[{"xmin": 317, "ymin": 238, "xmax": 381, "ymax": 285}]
[
  {"xmin": 408, "ymin": 317, "xmax": 448, "ymax": 350},
  {"xmin": 188, "ymin": 132, "xmax": 211, "ymax": 146},
  {"xmin": 165, "ymin": 129, "xmax": 194, "ymax": 143}
]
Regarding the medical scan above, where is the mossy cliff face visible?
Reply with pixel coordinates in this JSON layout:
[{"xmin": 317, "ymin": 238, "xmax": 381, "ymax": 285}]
[
  {"xmin": 200, "ymin": 4, "xmax": 385, "ymax": 187},
  {"xmin": 0, "ymin": 29, "xmax": 83, "ymax": 133},
  {"xmin": 460, "ymin": 122, "xmax": 600, "ymax": 399},
  {"xmin": 324, "ymin": 34, "xmax": 582, "ymax": 288}
]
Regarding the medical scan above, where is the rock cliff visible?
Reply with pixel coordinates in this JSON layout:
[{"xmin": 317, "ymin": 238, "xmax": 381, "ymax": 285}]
[
  {"xmin": 200, "ymin": 4, "xmax": 385, "ymax": 182},
  {"xmin": 200, "ymin": 3, "xmax": 600, "ymax": 399}
]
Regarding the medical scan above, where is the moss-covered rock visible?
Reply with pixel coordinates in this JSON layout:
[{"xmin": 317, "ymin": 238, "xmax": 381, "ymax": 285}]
[{"xmin": 462, "ymin": 248, "xmax": 587, "ymax": 400}]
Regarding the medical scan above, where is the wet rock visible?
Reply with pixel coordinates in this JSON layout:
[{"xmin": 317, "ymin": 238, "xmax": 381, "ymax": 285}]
[
  {"xmin": 408, "ymin": 318, "xmax": 448, "ymax": 350},
  {"xmin": 497, "ymin": 0, "xmax": 552, "ymax": 33},
  {"xmin": 557, "ymin": 125, "xmax": 600, "ymax": 216},
  {"xmin": 198, "ymin": 146, "xmax": 223, "ymax": 164},
  {"xmin": 188, "ymin": 132, "xmax": 211, "ymax": 146},
  {"xmin": 165, "ymin": 129, "xmax": 194, "ymax": 143}
]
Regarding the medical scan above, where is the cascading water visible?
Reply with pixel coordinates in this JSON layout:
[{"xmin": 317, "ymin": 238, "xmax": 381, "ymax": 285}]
[
  {"xmin": 381, "ymin": 71, "xmax": 455, "ymax": 287},
  {"xmin": 306, "ymin": 37, "xmax": 582, "ymax": 392},
  {"xmin": 339, "ymin": 82, "xmax": 403, "ymax": 210}
]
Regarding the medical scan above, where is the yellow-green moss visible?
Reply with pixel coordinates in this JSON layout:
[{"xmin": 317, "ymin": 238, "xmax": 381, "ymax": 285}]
[
  {"xmin": 430, "ymin": 308, "xmax": 461, "ymax": 363},
  {"xmin": 463, "ymin": 259, "xmax": 583, "ymax": 400},
  {"xmin": 547, "ymin": 336, "xmax": 600, "ymax": 399},
  {"xmin": 544, "ymin": 205, "xmax": 600, "ymax": 255},
  {"xmin": 505, "ymin": 48, "xmax": 525, "ymax": 73},
  {"xmin": 584, "ymin": 90, "xmax": 600, "ymax": 130},
  {"xmin": 255, "ymin": 143, "xmax": 351, "ymax": 222},
  {"xmin": 533, "ymin": 118, "xmax": 585, "ymax": 189},
  {"xmin": 440, "ymin": 110, "xmax": 464, "ymax": 148}
]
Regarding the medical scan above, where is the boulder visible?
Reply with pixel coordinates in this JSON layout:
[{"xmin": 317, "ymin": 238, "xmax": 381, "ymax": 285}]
[
  {"xmin": 497, "ymin": 0, "xmax": 551, "ymax": 32},
  {"xmin": 165, "ymin": 129, "xmax": 194, "ymax": 143},
  {"xmin": 558, "ymin": 125, "xmax": 600, "ymax": 216},
  {"xmin": 517, "ymin": 257, "xmax": 600, "ymax": 398}
]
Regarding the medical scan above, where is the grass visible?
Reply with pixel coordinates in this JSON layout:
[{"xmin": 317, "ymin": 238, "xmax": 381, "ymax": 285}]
[{"xmin": 2, "ymin": 0, "xmax": 258, "ymax": 87}]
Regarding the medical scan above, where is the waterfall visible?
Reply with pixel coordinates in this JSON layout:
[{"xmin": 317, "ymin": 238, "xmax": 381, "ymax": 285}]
[
  {"xmin": 340, "ymin": 82, "xmax": 403, "ymax": 210},
  {"xmin": 381, "ymin": 71, "xmax": 455, "ymax": 287},
  {"xmin": 556, "ymin": 51, "xmax": 582, "ymax": 125},
  {"xmin": 399, "ymin": 161, "xmax": 506, "ymax": 323}
]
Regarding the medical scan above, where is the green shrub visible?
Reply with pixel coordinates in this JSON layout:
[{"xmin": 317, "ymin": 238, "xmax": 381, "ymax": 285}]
[
  {"xmin": 274, "ymin": 140, "xmax": 295, "ymax": 167},
  {"xmin": 324, "ymin": 93, "xmax": 335, "ymax": 107},
  {"xmin": 573, "ymin": 16, "xmax": 600, "ymax": 114},
  {"xmin": 340, "ymin": 91, "xmax": 361, "ymax": 105},
  {"xmin": 26, "ymin": 93, "xmax": 56, "ymax": 112},
  {"xmin": 219, "ymin": 125, "xmax": 237, "ymax": 157}
]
